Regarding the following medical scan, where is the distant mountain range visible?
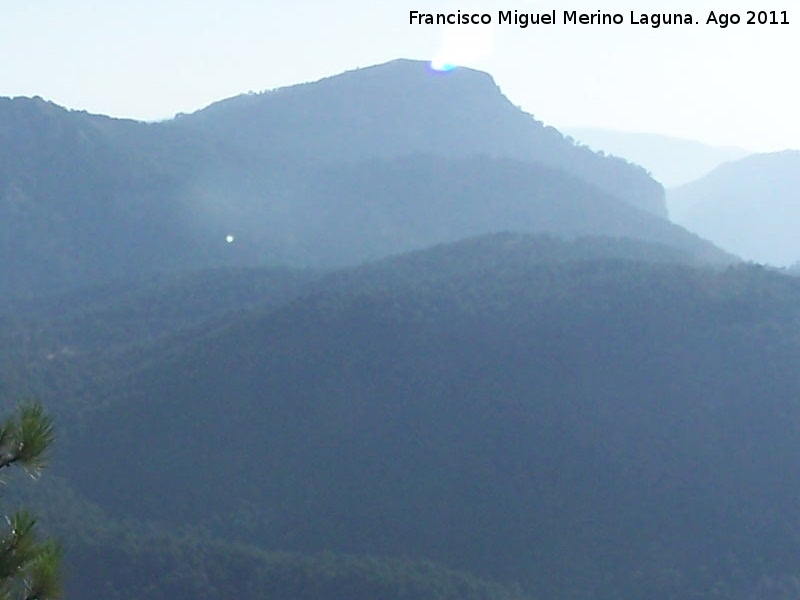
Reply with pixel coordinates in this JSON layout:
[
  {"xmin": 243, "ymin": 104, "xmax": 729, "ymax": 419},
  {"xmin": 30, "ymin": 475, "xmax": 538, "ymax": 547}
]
[
  {"xmin": 669, "ymin": 150, "xmax": 800, "ymax": 265},
  {"xmin": 563, "ymin": 127, "xmax": 751, "ymax": 187},
  {"xmin": 0, "ymin": 59, "xmax": 734, "ymax": 297}
]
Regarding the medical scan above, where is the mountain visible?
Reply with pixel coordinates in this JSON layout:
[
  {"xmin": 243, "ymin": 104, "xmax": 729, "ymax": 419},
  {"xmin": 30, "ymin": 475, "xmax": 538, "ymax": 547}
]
[
  {"xmin": 0, "ymin": 266, "xmax": 324, "ymax": 430},
  {"xmin": 563, "ymin": 127, "xmax": 751, "ymax": 187},
  {"xmin": 0, "ymin": 233, "xmax": 730, "ymax": 599},
  {"xmin": 0, "ymin": 96, "xmax": 228, "ymax": 293},
  {"xmin": 0, "ymin": 234, "xmax": 718, "ymax": 421},
  {"xmin": 37, "ymin": 234, "xmax": 800, "ymax": 600},
  {"xmin": 176, "ymin": 59, "xmax": 667, "ymax": 218},
  {"xmin": 173, "ymin": 154, "xmax": 733, "ymax": 267},
  {"xmin": 669, "ymin": 150, "xmax": 800, "ymax": 265},
  {"xmin": 0, "ymin": 63, "xmax": 732, "ymax": 297}
]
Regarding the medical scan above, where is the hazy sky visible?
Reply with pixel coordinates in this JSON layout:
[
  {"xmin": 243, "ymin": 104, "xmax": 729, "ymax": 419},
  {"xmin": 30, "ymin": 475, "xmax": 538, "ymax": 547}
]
[{"xmin": 1, "ymin": 0, "xmax": 797, "ymax": 151}]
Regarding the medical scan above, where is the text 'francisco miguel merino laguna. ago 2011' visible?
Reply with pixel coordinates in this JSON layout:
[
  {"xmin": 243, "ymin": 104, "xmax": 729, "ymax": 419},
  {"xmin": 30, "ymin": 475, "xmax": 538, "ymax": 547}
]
[{"xmin": 409, "ymin": 10, "xmax": 791, "ymax": 28}]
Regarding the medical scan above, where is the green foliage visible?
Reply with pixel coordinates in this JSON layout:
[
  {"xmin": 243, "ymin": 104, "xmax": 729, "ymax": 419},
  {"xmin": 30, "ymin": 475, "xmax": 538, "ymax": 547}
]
[
  {"xmin": 0, "ymin": 402, "xmax": 55, "ymax": 477},
  {"xmin": 0, "ymin": 402, "xmax": 60, "ymax": 600}
]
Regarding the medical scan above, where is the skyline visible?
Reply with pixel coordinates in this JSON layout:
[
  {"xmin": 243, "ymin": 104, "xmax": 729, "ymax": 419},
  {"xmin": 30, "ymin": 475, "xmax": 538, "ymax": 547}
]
[{"xmin": 1, "ymin": 0, "xmax": 797, "ymax": 152}]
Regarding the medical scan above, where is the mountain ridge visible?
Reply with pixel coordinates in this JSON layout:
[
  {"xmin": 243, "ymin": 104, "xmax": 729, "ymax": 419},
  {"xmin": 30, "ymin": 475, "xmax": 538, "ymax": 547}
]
[
  {"xmin": 563, "ymin": 126, "xmax": 751, "ymax": 187},
  {"xmin": 0, "ymin": 58, "xmax": 732, "ymax": 298},
  {"xmin": 175, "ymin": 58, "xmax": 668, "ymax": 218},
  {"xmin": 669, "ymin": 150, "xmax": 800, "ymax": 265}
]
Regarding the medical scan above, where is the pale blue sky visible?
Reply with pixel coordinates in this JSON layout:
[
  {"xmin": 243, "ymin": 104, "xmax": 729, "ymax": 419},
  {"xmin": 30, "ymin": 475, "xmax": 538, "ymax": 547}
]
[{"xmin": 1, "ymin": 0, "xmax": 797, "ymax": 151}]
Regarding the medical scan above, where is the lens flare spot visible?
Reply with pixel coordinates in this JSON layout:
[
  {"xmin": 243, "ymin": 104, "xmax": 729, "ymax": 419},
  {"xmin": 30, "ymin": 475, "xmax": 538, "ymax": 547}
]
[{"xmin": 430, "ymin": 59, "xmax": 457, "ymax": 72}]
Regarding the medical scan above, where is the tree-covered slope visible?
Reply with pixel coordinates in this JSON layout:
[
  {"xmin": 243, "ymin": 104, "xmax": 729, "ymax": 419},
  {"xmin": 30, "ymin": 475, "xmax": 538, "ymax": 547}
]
[
  {"xmin": 0, "ymin": 92, "xmax": 732, "ymax": 296},
  {"xmin": 564, "ymin": 127, "xmax": 750, "ymax": 187},
  {"xmin": 0, "ymin": 266, "xmax": 323, "ymax": 433},
  {"xmin": 51, "ymin": 235, "xmax": 800, "ymax": 600},
  {"xmin": 5, "ymin": 475, "xmax": 529, "ymax": 600},
  {"xmin": 69, "ymin": 538, "xmax": 531, "ymax": 600},
  {"xmin": 179, "ymin": 59, "xmax": 667, "ymax": 218},
  {"xmin": 0, "ymin": 96, "xmax": 234, "ymax": 293},
  {"xmin": 3, "ymin": 60, "xmax": 738, "ymax": 297}
]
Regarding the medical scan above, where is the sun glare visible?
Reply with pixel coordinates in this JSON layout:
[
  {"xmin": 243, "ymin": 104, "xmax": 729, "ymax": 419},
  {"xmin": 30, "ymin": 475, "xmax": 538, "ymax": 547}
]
[
  {"xmin": 430, "ymin": 23, "xmax": 494, "ymax": 72},
  {"xmin": 430, "ymin": 59, "xmax": 457, "ymax": 72}
]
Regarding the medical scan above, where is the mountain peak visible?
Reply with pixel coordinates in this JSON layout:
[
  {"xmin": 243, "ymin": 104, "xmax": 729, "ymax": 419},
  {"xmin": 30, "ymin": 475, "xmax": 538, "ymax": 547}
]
[
  {"xmin": 180, "ymin": 57, "xmax": 505, "ymax": 130},
  {"xmin": 311, "ymin": 58, "xmax": 499, "ymax": 91},
  {"xmin": 178, "ymin": 58, "xmax": 667, "ymax": 218}
]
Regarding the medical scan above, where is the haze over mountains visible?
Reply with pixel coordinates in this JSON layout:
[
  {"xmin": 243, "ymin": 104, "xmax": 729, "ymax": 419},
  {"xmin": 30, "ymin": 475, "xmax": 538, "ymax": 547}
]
[
  {"xmin": 6, "ymin": 57, "xmax": 800, "ymax": 600},
  {"xmin": 0, "ymin": 59, "xmax": 735, "ymax": 298},
  {"xmin": 563, "ymin": 127, "xmax": 751, "ymax": 187},
  {"xmin": 669, "ymin": 150, "xmax": 800, "ymax": 265},
  {"xmin": 563, "ymin": 129, "xmax": 800, "ymax": 266}
]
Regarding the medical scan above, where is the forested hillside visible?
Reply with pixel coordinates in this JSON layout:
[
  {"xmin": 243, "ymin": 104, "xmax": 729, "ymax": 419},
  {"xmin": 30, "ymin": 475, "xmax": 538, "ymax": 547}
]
[
  {"xmin": 2, "ymin": 234, "xmax": 793, "ymax": 599},
  {"xmin": 564, "ymin": 127, "xmax": 750, "ymax": 187},
  {"xmin": 178, "ymin": 59, "xmax": 667, "ymax": 217},
  {"xmin": 0, "ymin": 60, "xmax": 733, "ymax": 298}
]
